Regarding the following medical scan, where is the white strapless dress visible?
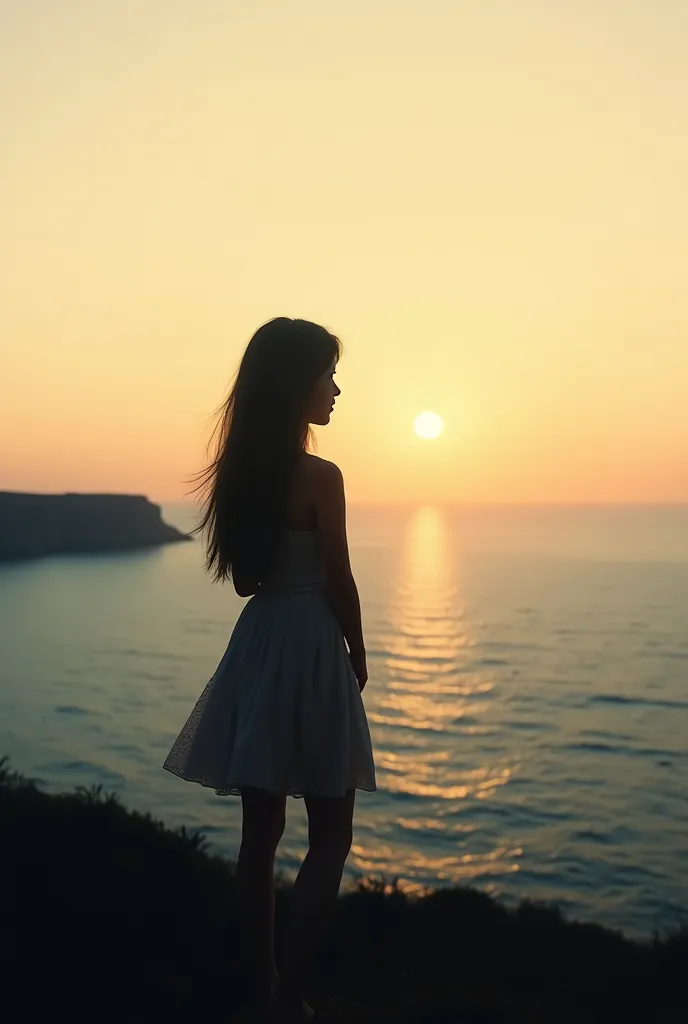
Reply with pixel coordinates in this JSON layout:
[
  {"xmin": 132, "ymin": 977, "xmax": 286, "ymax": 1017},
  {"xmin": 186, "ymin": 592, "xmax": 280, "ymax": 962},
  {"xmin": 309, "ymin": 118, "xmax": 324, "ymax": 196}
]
[{"xmin": 162, "ymin": 530, "xmax": 376, "ymax": 798}]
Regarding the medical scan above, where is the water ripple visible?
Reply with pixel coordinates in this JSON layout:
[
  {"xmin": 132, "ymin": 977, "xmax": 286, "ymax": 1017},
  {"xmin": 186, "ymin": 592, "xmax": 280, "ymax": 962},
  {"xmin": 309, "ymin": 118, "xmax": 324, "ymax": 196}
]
[{"xmin": 590, "ymin": 694, "xmax": 688, "ymax": 710}]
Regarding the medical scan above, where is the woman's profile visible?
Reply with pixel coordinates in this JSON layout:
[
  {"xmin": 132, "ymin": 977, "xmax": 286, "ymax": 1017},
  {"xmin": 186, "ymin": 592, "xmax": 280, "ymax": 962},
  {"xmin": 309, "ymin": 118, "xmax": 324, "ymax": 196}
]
[{"xmin": 163, "ymin": 317, "xmax": 376, "ymax": 1021}]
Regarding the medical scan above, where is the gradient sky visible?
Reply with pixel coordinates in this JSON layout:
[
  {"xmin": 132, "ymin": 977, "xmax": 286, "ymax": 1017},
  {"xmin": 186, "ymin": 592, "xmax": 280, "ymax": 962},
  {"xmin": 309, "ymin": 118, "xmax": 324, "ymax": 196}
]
[{"xmin": 2, "ymin": 0, "xmax": 687, "ymax": 503}]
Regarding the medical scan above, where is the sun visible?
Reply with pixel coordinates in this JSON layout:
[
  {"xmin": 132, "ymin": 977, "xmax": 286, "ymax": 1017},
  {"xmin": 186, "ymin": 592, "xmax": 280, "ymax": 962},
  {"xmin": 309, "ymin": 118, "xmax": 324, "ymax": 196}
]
[{"xmin": 413, "ymin": 410, "xmax": 444, "ymax": 439}]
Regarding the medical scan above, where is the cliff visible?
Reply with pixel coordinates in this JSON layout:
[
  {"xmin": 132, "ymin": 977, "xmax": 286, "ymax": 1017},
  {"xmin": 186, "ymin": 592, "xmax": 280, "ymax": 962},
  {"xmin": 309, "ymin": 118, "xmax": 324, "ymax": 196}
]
[{"xmin": 0, "ymin": 491, "xmax": 191, "ymax": 561}]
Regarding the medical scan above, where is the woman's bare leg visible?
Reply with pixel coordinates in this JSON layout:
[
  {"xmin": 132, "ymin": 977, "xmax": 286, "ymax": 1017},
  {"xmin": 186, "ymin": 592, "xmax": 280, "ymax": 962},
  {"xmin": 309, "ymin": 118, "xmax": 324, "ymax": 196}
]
[
  {"xmin": 236, "ymin": 786, "xmax": 287, "ymax": 1009},
  {"xmin": 279, "ymin": 789, "xmax": 355, "ymax": 1005}
]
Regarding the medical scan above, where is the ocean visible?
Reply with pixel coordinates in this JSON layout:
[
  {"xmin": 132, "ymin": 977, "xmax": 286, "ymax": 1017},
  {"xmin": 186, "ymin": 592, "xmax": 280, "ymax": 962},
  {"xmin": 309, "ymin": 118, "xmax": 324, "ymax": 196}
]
[{"xmin": 1, "ymin": 502, "xmax": 686, "ymax": 937}]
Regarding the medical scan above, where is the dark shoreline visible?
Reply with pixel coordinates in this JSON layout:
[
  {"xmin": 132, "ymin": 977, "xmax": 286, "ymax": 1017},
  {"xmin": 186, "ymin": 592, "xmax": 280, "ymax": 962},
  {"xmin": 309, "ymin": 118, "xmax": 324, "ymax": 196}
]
[{"xmin": 1, "ymin": 757, "xmax": 684, "ymax": 1021}]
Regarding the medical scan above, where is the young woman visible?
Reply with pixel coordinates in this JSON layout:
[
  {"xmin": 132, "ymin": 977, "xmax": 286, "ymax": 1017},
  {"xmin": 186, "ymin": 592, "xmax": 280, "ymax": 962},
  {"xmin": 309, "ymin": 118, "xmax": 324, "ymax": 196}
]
[{"xmin": 163, "ymin": 317, "xmax": 376, "ymax": 1021}]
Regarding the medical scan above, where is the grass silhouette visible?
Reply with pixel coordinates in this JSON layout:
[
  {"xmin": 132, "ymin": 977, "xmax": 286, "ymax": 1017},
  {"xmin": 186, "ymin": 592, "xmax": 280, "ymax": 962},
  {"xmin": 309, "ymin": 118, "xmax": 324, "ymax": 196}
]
[{"xmin": 1, "ymin": 756, "xmax": 684, "ymax": 1022}]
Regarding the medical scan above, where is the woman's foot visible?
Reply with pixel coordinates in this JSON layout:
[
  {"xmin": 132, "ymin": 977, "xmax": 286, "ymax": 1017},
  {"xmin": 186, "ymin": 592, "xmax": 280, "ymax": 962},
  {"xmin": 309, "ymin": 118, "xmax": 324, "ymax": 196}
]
[
  {"xmin": 232, "ymin": 971, "xmax": 282, "ymax": 1023},
  {"xmin": 270, "ymin": 982, "xmax": 315, "ymax": 1022}
]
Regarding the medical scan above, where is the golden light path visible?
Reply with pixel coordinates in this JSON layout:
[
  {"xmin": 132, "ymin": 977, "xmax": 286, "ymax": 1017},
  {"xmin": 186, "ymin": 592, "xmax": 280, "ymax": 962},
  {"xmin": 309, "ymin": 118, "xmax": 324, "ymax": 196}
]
[{"xmin": 350, "ymin": 506, "xmax": 521, "ymax": 892}]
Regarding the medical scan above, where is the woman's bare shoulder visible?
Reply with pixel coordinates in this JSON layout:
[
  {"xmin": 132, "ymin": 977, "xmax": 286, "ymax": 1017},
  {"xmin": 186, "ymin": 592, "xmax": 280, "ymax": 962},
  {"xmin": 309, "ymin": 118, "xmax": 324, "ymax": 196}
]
[
  {"xmin": 287, "ymin": 454, "xmax": 344, "ymax": 529},
  {"xmin": 299, "ymin": 453, "xmax": 343, "ymax": 488}
]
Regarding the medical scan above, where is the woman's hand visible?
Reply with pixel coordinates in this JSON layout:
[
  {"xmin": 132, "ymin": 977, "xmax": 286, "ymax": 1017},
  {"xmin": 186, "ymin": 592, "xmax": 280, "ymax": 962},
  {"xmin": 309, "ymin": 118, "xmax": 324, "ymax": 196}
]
[{"xmin": 349, "ymin": 647, "xmax": 368, "ymax": 692}]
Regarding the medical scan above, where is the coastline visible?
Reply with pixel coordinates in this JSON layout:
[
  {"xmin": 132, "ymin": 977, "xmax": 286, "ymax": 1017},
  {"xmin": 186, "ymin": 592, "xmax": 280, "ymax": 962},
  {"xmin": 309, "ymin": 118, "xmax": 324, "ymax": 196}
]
[{"xmin": 0, "ymin": 491, "xmax": 191, "ymax": 562}]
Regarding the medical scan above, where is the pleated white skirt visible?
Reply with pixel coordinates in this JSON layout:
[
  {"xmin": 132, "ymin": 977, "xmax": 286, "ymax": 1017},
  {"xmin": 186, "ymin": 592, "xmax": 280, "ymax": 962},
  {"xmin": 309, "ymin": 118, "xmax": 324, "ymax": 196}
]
[{"xmin": 162, "ymin": 588, "xmax": 376, "ymax": 798}]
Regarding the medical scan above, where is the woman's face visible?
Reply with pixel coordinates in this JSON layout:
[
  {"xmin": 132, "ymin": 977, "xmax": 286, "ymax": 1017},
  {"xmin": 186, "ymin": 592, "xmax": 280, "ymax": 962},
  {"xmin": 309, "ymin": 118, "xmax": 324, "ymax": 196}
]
[{"xmin": 305, "ymin": 362, "xmax": 340, "ymax": 426}]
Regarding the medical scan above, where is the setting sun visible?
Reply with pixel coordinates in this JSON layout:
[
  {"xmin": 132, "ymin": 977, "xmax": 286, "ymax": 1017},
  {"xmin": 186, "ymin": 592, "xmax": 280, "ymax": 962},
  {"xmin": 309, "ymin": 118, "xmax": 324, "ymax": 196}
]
[{"xmin": 413, "ymin": 411, "xmax": 444, "ymax": 440}]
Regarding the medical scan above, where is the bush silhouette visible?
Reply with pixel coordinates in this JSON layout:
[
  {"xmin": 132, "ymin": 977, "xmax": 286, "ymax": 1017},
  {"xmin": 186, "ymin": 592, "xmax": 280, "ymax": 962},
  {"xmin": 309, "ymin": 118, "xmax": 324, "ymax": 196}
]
[{"xmin": 1, "ymin": 757, "xmax": 683, "ymax": 1022}]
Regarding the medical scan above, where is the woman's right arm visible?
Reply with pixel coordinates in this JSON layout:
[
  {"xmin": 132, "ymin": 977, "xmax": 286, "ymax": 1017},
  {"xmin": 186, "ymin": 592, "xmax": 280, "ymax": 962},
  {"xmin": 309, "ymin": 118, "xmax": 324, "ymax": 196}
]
[{"xmin": 313, "ymin": 460, "xmax": 368, "ymax": 690}]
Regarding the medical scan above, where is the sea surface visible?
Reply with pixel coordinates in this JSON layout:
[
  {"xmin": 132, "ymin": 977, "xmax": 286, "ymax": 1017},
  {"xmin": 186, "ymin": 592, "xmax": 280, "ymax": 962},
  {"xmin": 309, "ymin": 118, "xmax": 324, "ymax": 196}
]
[{"xmin": 1, "ymin": 502, "xmax": 687, "ymax": 937}]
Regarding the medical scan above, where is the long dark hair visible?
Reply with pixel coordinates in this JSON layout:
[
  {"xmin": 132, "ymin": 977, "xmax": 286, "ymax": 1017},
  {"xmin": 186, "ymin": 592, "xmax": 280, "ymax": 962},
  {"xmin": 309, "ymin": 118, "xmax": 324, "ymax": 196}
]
[{"xmin": 189, "ymin": 317, "xmax": 341, "ymax": 584}]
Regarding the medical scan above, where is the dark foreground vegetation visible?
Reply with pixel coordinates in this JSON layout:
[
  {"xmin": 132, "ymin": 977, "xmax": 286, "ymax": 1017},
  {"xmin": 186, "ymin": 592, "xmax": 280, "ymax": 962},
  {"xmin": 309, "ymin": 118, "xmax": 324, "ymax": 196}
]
[{"xmin": 1, "ymin": 757, "xmax": 684, "ymax": 1022}]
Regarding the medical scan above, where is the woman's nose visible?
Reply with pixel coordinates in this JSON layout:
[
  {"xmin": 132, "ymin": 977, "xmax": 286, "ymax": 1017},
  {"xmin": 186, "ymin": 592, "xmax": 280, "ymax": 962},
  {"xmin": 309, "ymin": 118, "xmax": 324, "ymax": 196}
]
[{"xmin": 334, "ymin": 382, "xmax": 341, "ymax": 396}]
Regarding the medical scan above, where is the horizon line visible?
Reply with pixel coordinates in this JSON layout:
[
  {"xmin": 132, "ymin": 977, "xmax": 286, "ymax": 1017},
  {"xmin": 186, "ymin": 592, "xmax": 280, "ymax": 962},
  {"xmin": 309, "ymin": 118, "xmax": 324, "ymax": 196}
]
[{"xmin": 157, "ymin": 497, "xmax": 688, "ymax": 508}]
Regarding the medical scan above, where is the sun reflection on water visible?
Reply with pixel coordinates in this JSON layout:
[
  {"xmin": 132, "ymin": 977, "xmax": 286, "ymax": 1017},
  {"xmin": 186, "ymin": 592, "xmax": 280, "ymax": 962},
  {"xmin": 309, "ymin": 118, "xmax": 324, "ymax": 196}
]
[
  {"xmin": 371, "ymin": 505, "xmax": 491, "ymax": 741},
  {"xmin": 354, "ymin": 505, "xmax": 520, "ymax": 888}
]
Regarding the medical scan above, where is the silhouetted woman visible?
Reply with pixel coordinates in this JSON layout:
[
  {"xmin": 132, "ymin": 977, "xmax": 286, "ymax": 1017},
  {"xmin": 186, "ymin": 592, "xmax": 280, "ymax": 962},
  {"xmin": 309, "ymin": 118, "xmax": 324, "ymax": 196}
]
[{"xmin": 163, "ymin": 318, "xmax": 376, "ymax": 1022}]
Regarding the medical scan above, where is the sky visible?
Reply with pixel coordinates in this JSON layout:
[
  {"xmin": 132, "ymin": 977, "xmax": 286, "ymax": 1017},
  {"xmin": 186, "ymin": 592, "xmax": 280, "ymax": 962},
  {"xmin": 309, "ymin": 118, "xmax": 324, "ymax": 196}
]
[{"xmin": 2, "ymin": 0, "xmax": 687, "ymax": 503}]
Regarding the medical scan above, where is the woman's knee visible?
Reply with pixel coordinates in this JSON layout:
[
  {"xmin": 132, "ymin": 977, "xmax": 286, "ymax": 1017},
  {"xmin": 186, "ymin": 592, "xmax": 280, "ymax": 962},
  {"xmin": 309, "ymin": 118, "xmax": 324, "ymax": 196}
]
[
  {"xmin": 334, "ymin": 823, "xmax": 353, "ymax": 860},
  {"xmin": 305, "ymin": 792, "xmax": 354, "ymax": 862},
  {"xmin": 268, "ymin": 808, "xmax": 287, "ymax": 848},
  {"xmin": 311, "ymin": 822, "xmax": 352, "ymax": 864},
  {"xmin": 241, "ymin": 811, "xmax": 286, "ymax": 853}
]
